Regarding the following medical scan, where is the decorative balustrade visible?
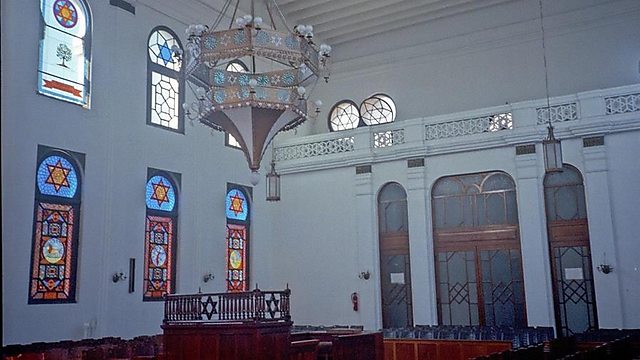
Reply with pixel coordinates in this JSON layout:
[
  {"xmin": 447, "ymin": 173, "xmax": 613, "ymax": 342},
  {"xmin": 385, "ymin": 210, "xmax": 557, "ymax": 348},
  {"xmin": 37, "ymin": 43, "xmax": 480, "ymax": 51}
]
[
  {"xmin": 273, "ymin": 136, "xmax": 354, "ymax": 161},
  {"xmin": 605, "ymin": 93, "xmax": 639, "ymax": 114},
  {"xmin": 425, "ymin": 112, "xmax": 513, "ymax": 141},
  {"xmin": 373, "ymin": 129, "xmax": 405, "ymax": 148},
  {"xmin": 163, "ymin": 288, "xmax": 291, "ymax": 324},
  {"xmin": 271, "ymin": 84, "xmax": 640, "ymax": 168},
  {"xmin": 536, "ymin": 103, "xmax": 578, "ymax": 124}
]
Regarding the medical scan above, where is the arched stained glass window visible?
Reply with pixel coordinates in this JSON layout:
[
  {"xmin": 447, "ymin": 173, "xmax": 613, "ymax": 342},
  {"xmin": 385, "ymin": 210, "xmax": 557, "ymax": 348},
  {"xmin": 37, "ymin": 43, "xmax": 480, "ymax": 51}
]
[
  {"xmin": 38, "ymin": 0, "xmax": 92, "ymax": 107},
  {"xmin": 147, "ymin": 27, "xmax": 184, "ymax": 132},
  {"xmin": 329, "ymin": 100, "xmax": 360, "ymax": 131},
  {"xmin": 143, "ymin": 169, "xmax": 179, "ymax": 301},
  {"xmin": 226, "ymin": 184, "xmax": 251, "ymax": 292},
  {"xmin": 29, "ymin": 146, "xmax": 85, "ymax": 303},
  {"xmin": 361, "ymin": 94, "xmax": 396, "ymax": 125}
]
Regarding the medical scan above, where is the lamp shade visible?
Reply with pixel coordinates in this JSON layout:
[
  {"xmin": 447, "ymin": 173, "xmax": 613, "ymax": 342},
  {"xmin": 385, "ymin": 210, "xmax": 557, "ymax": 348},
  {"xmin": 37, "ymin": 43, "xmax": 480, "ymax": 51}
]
[
  {"xmin": 266, "ymin": 161, "xmax": 280, "ymax": 201},
  {"xmin": 543, "ymin": 127, "xmax": 563, "ymax": 172}
]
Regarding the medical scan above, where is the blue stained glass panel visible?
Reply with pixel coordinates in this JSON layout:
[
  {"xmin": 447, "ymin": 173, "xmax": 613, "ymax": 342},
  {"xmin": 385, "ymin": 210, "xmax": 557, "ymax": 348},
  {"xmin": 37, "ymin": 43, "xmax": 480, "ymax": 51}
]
[
  {"xmin": 37, "ymin": 155, "xmax": 79, "ymax": 198},
  {"xmin": 226, "ymin": 189, "xmax": 248, "ymax": 221},
  {"xmin": 146, "ymin": 175, "xmax": 176, "ymax": 212}
]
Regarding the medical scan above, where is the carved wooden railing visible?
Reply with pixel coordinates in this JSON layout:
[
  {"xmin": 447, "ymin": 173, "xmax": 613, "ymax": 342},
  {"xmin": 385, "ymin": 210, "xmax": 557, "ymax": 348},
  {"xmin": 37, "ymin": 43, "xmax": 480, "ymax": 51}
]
[{"xmin": 163, "ymin": 288, "xmax": 291, "ymax": 324}]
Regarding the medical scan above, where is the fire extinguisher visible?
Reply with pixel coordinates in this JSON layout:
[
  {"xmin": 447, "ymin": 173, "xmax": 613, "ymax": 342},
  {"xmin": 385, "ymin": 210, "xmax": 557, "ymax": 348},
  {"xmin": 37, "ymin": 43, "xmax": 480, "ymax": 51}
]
[{"xmin": 351, "ymin": 292, "xmax": 359, "ymax": 312}]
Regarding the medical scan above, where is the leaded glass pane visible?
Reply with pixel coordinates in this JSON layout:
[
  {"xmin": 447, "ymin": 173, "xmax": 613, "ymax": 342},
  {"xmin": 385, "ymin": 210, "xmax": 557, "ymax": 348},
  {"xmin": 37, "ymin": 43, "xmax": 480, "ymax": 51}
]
[
  {"xmin": 226, "ymin": 189, "xmax": 248, "ymax": 221},
  {"xmin": 329, "ymin": 101, "xmax": 360, "ymax": 131},
  {"xmin": 37, "ymin": 155, "xmax": 79, "ymax": 198},
  {"xmin": 143, "ymin": 215, "xmax": 174, "ymax": 300},
  {"xmin": 150, "ymin": 71, "xmax": 180, "ymax": 129},
  {"xmin": 148, "ymin": 29, "xmax": 182, "ymax": 71},
  {"xmin": 145, "ymin": 175, "xmax": 176, "ymax": 212},
  {"xmin": 38, "ymin": 0, "xmax": 91, "ymax": 106},
  {"xmin": 361, "ymin": 95, "xmax": 396, "ymax": 125}
]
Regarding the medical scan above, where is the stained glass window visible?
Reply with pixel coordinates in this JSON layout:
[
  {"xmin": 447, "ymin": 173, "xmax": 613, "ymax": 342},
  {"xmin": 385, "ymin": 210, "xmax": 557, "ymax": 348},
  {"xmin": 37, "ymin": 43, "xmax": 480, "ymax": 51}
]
[
  {"xmin": 37, "ymin": 0, "xmax": 92, "ymax": 107},
  {"xmin": 329, "ymin": 100, "xmax": 360, "ymax": 131},
  {"xmin": 144, "ymin": 170, "xmax": 179, "ymax": 301},
  {"xmin": 29, "ymin": 147, "xmax": 84, "ymax": 303},
  {"xmin": 226, "ymin": 184, "xmax": 251, "ymax": 292},
  {"xmin": 147, "ymin": 27, "xmax": 184, "ymax": 132}
]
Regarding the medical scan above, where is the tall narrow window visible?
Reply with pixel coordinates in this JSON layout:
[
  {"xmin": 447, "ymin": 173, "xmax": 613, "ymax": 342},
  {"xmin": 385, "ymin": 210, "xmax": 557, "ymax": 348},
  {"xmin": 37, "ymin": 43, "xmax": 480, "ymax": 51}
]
[
  {"xmin": 544, "ymin": 165, "xmax": 598, "ymax": 336},
  {"xmin": 225, "ymin": 184, "xmax": 251, "ymax": 292},
  {"xmin": 143, "ymin": 169, "xmax": 179, "ymax": 301},
  {"xmin": 38, "ymin": 0, "xmax": 92, "ymax": 107},
  {"xmin": 378, "ymin": 182, "xmax": 413, "ymax": 328},
  {"xmin": 432, "ymin": 172, "xmax": 526, "ymax": 327},
  {"xmin": 29, "ymin": 146, "xmax": 85, "ymax": 303},
  {"xmin": 147, "ymin": 27, "xmax": 184, "ymax": 132}
]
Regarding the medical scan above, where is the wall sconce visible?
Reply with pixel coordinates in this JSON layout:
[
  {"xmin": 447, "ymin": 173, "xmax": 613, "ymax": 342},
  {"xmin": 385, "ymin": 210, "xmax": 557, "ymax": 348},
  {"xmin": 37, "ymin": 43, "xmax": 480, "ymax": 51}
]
[
  {"xmin": 597, "ymin": 264, "xmax": 613, "ymax": 274},
  {"xmin": 358, "ymin": 270, "xmax": 370, "ymax": 280},
  {"xmin": 597, "ymin": 252, "xmax": 614, "ymax": 274},
  {"xmin": 203, "ymin": 273, "xmax": 215, "ymax": 283},
  {"xmin": 112, "ymin": 272, "xmax": 127, "ymax": 283}
]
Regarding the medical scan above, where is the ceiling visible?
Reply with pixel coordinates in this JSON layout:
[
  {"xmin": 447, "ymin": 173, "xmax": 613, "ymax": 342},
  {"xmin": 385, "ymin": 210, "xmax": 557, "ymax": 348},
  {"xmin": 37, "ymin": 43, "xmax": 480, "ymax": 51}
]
[{"xmin": 273, "ymin": 0, "xmax": 517, "ymax": 46}]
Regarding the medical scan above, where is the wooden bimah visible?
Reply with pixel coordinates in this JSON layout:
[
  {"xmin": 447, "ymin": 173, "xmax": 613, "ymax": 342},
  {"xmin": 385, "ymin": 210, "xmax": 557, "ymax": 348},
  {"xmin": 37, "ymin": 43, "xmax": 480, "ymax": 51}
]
[{"xmin": 162, "ymin": 288, "xmax": 292, "ymax": 360}]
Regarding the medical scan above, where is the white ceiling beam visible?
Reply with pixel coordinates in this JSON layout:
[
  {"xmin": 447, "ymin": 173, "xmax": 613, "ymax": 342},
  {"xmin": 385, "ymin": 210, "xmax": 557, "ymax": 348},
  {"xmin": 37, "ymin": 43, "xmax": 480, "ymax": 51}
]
[{"xmin": 320, "ymin": 0, "xmax": 514, "ymax": 45}]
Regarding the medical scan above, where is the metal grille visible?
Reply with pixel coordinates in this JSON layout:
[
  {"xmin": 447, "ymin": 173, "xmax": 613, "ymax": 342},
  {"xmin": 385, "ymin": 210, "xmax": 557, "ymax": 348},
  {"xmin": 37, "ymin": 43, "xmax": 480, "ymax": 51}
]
[
  {"xmin": 425, "ymin": 112, "xmax": 512, "ymax": 140},
  {"xmin": 536, "ymin": 103, "xmax": 578, "ymax": 124},
  {"xmin": 605, "ymin": 93, "xmax": 640, "ymax": 114}
]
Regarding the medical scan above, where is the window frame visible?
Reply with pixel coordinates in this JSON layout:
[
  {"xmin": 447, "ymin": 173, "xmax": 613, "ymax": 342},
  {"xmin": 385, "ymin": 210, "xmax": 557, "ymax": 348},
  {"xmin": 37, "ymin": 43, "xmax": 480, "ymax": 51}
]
[
  {"xmin": 143, "ymin": 168, "xmax": 180, "ymax": 301},
  {"xmin": 37, "ymin": 0, "xmax": 93, "ymax": 108},
  {"xmin": 146, "ymin": 26, "xmax": 185, "ymax": 134},
  {"xmin": 29, "ymin": 145, "xmax": 85, "ymax": 304},
  {"xmin": 328, "ymin": 100, "xmax": 362, "ymax": 132}
]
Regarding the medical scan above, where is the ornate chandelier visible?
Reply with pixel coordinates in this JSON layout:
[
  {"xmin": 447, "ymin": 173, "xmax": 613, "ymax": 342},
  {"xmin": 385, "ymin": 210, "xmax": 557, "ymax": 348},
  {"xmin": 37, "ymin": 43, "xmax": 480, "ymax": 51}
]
[{"xmin": 179, "ymin": 0, "xmax": 332, "ymax": 180}]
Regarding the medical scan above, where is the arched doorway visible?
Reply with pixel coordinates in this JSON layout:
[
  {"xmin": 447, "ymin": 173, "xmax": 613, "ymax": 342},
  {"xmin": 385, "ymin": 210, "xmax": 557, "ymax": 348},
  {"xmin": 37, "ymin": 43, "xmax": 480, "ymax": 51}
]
[
  {"xmin": 431, "ymin": 172, "xmax": 526, "ymax": 327},
  {"xmin": 544, "ymin": 165, "xmax": 598, "ymax": 336},
  {"xmin": 378, "ymin": 182, "xmax": 413, "ymax": 328}
]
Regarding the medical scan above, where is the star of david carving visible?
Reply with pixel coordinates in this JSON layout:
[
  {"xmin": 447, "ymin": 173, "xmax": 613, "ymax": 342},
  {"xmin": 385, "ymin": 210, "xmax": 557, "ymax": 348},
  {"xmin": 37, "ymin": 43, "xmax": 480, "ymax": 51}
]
[
  {"xmin": 151, "ymin": 179, "xmax": 171, "ymax": 207},
  {"xmin": 45, "ymin": 159, "xmax": 71, "ymax": 192},
  {"xmin": 229, "ymin": 191, "xmax": 244, "ymax": 215}
]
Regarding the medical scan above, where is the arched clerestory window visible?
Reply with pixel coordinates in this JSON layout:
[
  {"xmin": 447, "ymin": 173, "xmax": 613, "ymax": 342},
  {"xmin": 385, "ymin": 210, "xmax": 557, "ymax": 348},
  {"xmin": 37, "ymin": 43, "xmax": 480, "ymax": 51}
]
[{"xmin": 38, "ymin": 0, "xmax": 92, "ymax": 107}]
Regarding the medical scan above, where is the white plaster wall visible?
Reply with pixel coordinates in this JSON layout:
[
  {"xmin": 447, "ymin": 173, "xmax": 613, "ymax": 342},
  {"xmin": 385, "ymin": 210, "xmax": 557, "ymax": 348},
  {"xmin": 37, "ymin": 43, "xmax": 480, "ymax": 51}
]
[{"xmin": 1, "ymin": 0, "xmax": 275, "ymax": 345}]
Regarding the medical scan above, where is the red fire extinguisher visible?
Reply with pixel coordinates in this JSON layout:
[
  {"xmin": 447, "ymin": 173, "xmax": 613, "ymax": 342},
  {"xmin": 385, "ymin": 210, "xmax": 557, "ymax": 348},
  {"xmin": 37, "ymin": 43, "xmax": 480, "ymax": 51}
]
[{"xmin": 351, "ymin": 292, "xmax": 359, "ymax": 312}]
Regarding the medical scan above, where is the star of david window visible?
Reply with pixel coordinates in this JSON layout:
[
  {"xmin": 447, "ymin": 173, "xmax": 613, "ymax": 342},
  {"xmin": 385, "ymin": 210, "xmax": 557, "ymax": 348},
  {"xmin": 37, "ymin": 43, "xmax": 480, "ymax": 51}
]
[
  {"xmin": 329, "ymin": 100, "xmax": 361, "ymax": 131},
  {"xmin": 329, "ymin": 94, "xmax": 397, "ymax": 131},
  {"xmin": 37, "ymin": 0, "xmax": 92, "ymax": 107},
  {"xmin": 147, "ymin": 27, "xmax": 184, "ymax": 132},
  {"xmin": 361, "ymin": 94, "xmax": 396, "ymax": 125},
  {"xmin": 144, "ymin": 169, "xmax": 180, "ymax": 301},
  {"xmin": 225, "ymin": 184, "xmax": 252, "ymax": 292},
  {"xmin": 29, "ymin": 146, "xmax": 85, "ymax": 304}
]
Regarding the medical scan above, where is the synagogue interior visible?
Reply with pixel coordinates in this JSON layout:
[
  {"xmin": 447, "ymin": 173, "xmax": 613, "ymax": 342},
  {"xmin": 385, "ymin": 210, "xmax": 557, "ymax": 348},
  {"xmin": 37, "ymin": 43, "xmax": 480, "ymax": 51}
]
[{"xmin": 2, "ymin": 0, "xmax": 640, "ymax": 359}]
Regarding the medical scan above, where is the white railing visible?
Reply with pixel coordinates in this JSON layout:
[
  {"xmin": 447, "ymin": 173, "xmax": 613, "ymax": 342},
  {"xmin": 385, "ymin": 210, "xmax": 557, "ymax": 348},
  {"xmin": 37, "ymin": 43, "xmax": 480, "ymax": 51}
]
[{"xmin": 272, "ymin": 84, "xmax": 640, "ymax": 172}]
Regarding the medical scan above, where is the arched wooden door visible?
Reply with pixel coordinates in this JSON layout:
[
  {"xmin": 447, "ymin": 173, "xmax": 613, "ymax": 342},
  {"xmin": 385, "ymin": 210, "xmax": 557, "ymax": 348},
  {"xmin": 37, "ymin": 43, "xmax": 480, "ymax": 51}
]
[
  {"xmin": 544, "ymin": 165, "xmax": 598, "ymax": 336},
  {"xmin": 378, "ymin": 183, "xmax": 413, "ymax": 328},
  {"xmin": 431, "ymin": 172, "xmax": 527, "ymax": 327}
]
